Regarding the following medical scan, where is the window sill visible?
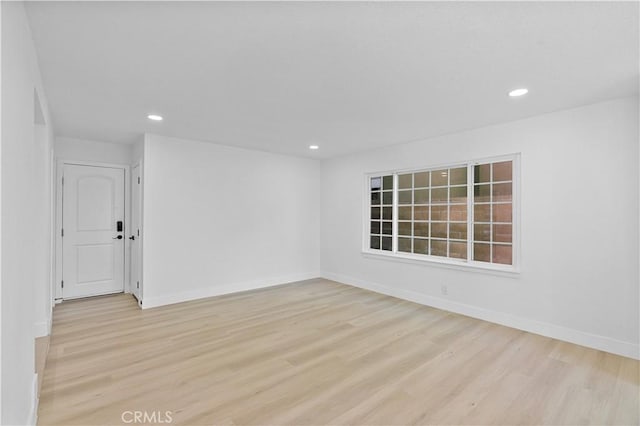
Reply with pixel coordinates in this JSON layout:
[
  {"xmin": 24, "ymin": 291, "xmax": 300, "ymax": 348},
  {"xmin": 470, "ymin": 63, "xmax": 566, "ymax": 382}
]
[{"xmin": 361, "ymin": 249, "xmax": 521, "ymax": 277}]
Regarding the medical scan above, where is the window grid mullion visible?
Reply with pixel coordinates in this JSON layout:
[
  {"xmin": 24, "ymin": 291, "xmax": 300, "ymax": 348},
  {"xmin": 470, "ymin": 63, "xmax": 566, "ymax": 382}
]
[
  {"xmin": 428, "ymin": 172, "xmax": 432, "ymax": 256},
  {"xmin": 392, "ymin": 173, "xmax": 398, "ymax": 254},
  {"xmin": 413, "ymin": 179, "xmax": 418, "ymax": 252},
  {"xmin": 446, "ymin": 169, "xmax": 450, "ymax": 258},
  {"xmin": 489, "ymin": 162, "xmax": 493, "ymax": 264},
  {"xmin": 467, "ymin": 163, "xmax": 473, "ymax": 262}
]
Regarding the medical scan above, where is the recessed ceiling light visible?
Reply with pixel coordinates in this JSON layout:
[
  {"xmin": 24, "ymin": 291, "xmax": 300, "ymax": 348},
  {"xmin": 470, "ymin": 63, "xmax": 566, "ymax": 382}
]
[
  {"xmin": 508, "ymin": 88, "xmax": 529, "ymax": 97},
  {"xmin": 147, "ymin": 114, "xmax": 163, "ymax": 121},
  {"xmin": 309, "ymin": 145, "xmax": 319, "ymax": 150}
]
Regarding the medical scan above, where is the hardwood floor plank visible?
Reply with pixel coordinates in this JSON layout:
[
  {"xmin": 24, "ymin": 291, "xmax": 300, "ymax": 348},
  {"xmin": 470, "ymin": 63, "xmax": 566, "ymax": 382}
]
[{"xmin": 38, "ymin": 279, "xmax": 640, "ymax": 425}]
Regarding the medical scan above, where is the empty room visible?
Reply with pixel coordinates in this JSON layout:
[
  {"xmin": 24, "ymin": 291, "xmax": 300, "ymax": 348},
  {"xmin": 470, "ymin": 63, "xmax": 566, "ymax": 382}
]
[{"xmin": 1, "ymin": 1, "xmax": 639, "ymax": 425}]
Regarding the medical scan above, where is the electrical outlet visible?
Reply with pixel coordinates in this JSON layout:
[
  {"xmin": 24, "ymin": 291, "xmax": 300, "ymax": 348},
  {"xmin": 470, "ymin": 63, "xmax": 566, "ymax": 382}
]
[{"xmin": 441, "ymin": 284, "xmax": 448, "ymax": 296}]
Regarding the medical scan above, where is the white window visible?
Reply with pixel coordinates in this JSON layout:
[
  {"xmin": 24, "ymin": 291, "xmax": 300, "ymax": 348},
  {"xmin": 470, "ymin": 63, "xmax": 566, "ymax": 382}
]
[{"xmin": 365, "ymin": 155, "xmax": 519, "ymax": 271}]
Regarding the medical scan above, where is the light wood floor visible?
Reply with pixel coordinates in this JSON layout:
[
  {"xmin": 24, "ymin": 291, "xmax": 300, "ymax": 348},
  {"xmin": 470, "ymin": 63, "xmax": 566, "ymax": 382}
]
[{"xmin": 38, "ymin": 279, "xmax": 639, "ymax": 425}]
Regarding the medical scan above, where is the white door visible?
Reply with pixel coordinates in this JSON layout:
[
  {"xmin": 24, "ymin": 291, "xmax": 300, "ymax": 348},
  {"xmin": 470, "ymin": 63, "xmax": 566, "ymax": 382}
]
[
  {"xmin": 62, "ymin": 164, "xmax": 125, "ymax": 299},
  {"xmin": 130, "ymin": 164, "xmax": 142, "ymax": 301}
]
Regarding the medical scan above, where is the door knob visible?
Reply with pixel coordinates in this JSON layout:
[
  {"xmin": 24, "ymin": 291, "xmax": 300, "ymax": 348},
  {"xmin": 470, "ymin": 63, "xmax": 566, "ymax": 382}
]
[
  {"xmin": 113, "ymin": 235, "xmax": 123, "ymax": 240},
  {"xmin": 129, "ymin": 235, "xmax": 135, "ymax": 241}
]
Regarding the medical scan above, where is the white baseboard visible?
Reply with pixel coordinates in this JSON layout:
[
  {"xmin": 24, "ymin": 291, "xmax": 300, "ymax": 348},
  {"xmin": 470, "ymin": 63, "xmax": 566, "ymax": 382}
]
[
  {"xmin": 141, "ymin": 272, "xmax": 321, "ymax": 309},
  {"xmin": 322, "ymin": 271, "xmax": 640, "ymax": 360},
  {"xmin": 27, "ymin": 373, "xmax": 39, "ymax": 426},
  {"xmin": 34, "ymin": 319, "xmax": 50, "ymax": 338}
]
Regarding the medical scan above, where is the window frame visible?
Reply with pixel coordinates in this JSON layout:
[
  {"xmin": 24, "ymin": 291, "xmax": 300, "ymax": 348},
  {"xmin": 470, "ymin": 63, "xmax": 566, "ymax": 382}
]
[{"xmin": 362, "ymin": 154, "xmax": 520, "ymax": 274}]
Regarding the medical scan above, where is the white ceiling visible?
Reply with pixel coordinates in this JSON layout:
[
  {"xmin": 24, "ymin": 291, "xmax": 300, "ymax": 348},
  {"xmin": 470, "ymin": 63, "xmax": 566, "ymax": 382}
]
[{"xmin": 26, "ymin": 1, "xmax": 639, "ymax": 159}]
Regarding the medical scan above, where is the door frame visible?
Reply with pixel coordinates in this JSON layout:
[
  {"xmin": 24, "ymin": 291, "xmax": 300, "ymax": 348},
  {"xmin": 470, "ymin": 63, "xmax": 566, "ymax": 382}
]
[
  {"xmin": 130, "ymin": 160, "xmax": 144, "ymax": 306},
  {"xmin": 54, "ymin": 160, "xmax": 131, "ymax": 302}
]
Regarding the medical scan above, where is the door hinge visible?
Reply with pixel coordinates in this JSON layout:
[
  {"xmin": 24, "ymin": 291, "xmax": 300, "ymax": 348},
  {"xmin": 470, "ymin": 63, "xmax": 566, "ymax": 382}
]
[
  {"xmin": 137, "ymin": 177, "xmax": 140, "ymax": 184},
  {"xmin": 61, "ymin": 280, "xmax": 64, "ymax": 288},
  {"xmin": 61, "ymin": 228, "xmax": 64, "ymax": 237},
  {"xmin": 137, "ymin": 281, "xmax": 139, "ymax": 289},
  {"xmin": 137, "ymin": 229, "xmax": 140, "ymax": 237}
]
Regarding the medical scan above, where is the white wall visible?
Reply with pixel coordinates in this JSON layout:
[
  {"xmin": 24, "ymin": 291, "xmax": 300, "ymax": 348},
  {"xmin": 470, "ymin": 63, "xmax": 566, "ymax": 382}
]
[
  {"xmin": 1, "ymin": 2, "xmax": 4, "ymax": 421},
  {"xmin": 1, "ymin": 2, "xmax": 55, "ymax": 424},
  {"xmin": 54, "ymin": 136, "xmax": 133, "ymax": 165},
  {"xmin": 320, "ymin": 97, "xmax": 639, "ymax": 359},
  {"xmin": 131, "ymin": 136, "xmax": 144, "ymax": 165},
  {"xmin": 33, "ymin": 123, "xmax": 54, "ymax": 338},
  {"xmin": 140, "ymin": 134, "xmax": 321, "ymax": 307}
]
